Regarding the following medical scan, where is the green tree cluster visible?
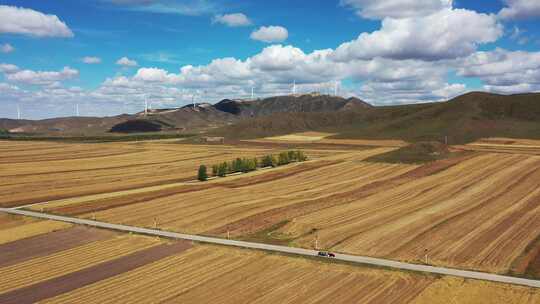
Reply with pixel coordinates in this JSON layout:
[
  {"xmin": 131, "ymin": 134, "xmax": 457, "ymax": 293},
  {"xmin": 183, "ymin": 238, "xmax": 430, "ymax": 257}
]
[
  {"xmin": 198, "ymin": 150, "xmax": 307, "ymax": 181},
  {"xmin": 198, "ymin": 165, "xmax": 208, "ymax": 181}
]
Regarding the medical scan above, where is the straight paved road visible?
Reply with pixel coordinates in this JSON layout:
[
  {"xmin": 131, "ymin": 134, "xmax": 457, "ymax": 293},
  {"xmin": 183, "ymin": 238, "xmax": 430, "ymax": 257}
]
[{"xmin": 1, "ymin": 207, "xmax": 539, "ymax": 289}]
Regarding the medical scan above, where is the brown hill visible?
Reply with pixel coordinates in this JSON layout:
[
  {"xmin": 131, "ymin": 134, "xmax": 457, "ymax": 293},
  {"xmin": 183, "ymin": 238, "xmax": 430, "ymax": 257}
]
[
  {"xmin": 2, "ymin": 92, "xmax": 539, "ymax": 144},
  {"xmin": 0, "ymin": 94, "xmax": 370, "ymax": 136},
  {"xmin": 212, "ymin": 92, "xmax": 540, "ymax": 144},
  {"xmin": 213, "ymin": 94, "xmax": 371, "ymax": 117}
]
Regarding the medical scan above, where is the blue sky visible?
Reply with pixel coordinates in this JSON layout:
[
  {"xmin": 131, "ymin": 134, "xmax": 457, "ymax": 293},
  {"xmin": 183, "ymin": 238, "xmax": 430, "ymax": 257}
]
[{"xmin": 0, "ymin": 0, "xmax": 539, "ymax": 119}]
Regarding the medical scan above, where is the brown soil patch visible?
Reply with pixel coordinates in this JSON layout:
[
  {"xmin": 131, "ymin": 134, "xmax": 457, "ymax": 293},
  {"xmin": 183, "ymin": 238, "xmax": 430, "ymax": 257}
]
[
  {"xmin": 0, "ymin": 240, "xmax": 192, "ymax": 304},
  {"xmin": 0, "ymin": 226, "xmax": 115, "ymax": 268},
  {"xmin": 525, "ymin": 248, "xmax": 540, "ymax": 278},
  {"xmin": 511, "ymin": 235, "xmax": 540, "ymax": 279},
  {"xmin": 0, "ymin": 214, "xmax": 36, "ymax": 230}
]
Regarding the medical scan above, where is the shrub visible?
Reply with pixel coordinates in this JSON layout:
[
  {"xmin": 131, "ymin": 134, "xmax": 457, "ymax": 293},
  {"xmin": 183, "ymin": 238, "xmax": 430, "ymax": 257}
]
[
  {"xmin": 218, "ymin": 162, "xmax": 228, "ymax": 177},
  {"xmin": 278, "ymin": 152, "xmax": 290, "ymax": 166},
  {"xmin": 296, "ymin": 150, "xmax": 307, "ymax": 162},
  {"xmin": 261, "ymin": 155, "xmax": 272, "ymax": 167},
  {"xmin": 208, "ymin": 151, "xmax": 307, "ymax": 180},
  {"xmin": 233, "ymin": 158, "xmax": 243, "ymax": 173},
  {"xmin": 288, "ymin": 150, "xmax": 296, "ymax": 162},
  {"xmin": 246, "ymin": 158, "xmax": 257, "ymax": 172},
  {"xmin": 198, "ymin": 165, "xmax": 208, "ymax": 181}
]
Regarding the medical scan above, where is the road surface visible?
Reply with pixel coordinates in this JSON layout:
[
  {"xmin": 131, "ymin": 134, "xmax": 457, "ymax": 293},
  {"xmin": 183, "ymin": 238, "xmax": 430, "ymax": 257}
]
[{"xmin": 1, "ymin": 207, "xmax": 539, "ymax": 289}]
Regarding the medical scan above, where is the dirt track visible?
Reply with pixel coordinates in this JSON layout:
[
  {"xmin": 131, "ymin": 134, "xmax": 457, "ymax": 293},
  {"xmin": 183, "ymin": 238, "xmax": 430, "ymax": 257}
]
[{"xmin": 0, "ymin": 241, "xmax": 191, "ymax": 304}]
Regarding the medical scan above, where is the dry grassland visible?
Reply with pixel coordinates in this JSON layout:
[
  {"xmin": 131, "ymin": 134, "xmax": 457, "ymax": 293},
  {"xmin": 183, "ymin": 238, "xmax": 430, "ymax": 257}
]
[
  {"xmin": 251, "ymin": 131, "xmax": 407, "ymax": 147},
  {"xmin": 265, "ymin": 131, "xmax": 336, "ymax": 141},
  {"xmin": 43, "ymin": 245, "xmax": 540, "ymax": 304}
]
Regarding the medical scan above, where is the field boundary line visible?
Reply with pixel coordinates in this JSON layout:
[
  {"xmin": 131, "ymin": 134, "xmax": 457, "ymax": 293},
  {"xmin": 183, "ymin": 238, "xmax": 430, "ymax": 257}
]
[{"xmin": 1, "ymin": 208, "xmax": 539, "ymax": 289}]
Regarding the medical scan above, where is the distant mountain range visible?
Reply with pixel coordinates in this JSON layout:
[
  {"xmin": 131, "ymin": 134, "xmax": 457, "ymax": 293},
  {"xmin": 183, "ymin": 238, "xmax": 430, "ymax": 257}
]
[
  {"xmin": 1, "ymin": 92, "xmax": 540, "ymax": 144},
  {"xmin": 0, "ymin": 94, "xmax": 371, "ymax": 135}
]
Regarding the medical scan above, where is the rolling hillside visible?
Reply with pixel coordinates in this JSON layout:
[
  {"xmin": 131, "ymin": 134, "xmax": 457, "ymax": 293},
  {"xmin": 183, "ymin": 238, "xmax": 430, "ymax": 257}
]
[
  {"xmin": 1, "ymin": 92, "xmax": 539, "ymax": 144},
  {"xmin": 213, "ymin": 92, "xmax": 540, "ymax": 144},
  {"xmin": 0, "ymin": 94, "xmax": 370, "ymax": 136}
]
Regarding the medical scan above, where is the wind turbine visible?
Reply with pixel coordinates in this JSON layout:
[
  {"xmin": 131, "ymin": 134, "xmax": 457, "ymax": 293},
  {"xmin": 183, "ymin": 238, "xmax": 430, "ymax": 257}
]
[
  {"xmin": 251, "ymin": 87, "xmax": 254, "ymax": 99},
  {"xmin": 144, "ymin": 94, "xmax": 148, "ymax": 116},
  {"xmin": 334, "ymin": 80, "xmax": 339, "ymax": 96},
  {"xmin": 76, "ymin": 103, "xmax": 80, "ymax": 117},
  {"xmin": 292, "ymin": 80, "xmax": 297, "ymax": 95},
  {"xmin": 16, "ymin": 104, "xmax": 20, "ymax": 120}
]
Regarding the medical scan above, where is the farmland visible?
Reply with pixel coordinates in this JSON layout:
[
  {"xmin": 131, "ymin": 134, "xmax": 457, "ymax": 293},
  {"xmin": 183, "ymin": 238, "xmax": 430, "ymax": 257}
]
[
  {"xmin": 0, "ymin": 140, "xmax": 342, "ymax": 207},
  {"xmin": 3, "ymin": 138, "xmax": 539, "ymax": 277},
  {"xmin": 0, "ymin": 233, "xmax": 537, "ymax": 304},
  {"xmin": 0, "ymin": 213, "xmax": 71, "ymax": 245},
  {"xmin": 1, "ymin": 137, "xmax": 539, "ymax": 302}
]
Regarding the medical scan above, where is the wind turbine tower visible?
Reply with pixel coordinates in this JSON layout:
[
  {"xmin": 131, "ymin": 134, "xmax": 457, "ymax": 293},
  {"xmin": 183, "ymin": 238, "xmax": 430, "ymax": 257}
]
[
  {"xmin": 292, "ymin": 80, "xmax": 297, "ymax": 95},
  {"xmin": 334, "ymin": 80, "xmax": 339, "ymax": 96},
  {"xmin": 17, "ymin": 104, "xmax": 20, "ymax": 120},
  {"xmin": 76, "ymin": 103, "xmax": 80, "ymax": 117},
  {"xmin": 144, "ymin": 94, "xmax": 148, "ymax": 116},
  {"xmin": 251, "ymin": 87, "xmax": 254, "ymax": 99}
]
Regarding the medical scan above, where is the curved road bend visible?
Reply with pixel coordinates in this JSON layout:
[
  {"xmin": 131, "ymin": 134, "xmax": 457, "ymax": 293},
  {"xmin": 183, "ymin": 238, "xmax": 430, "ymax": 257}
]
[{"xmin": 1, "ymin": 208, "xmax": 539, "ymax": 289}]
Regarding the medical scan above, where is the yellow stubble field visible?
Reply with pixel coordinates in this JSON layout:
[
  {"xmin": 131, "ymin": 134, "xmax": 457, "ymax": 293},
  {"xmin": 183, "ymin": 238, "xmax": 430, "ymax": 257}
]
[
  {"xmin": 2, "ymin": 138, "xmax": 539, "ymax": 278},
  {"xmin": 0, "ymin": 140, "xmax": 339, "ymax": 207},
  {"xmin": 43, "ymin": 245, "xmax": 540, "ymax": 304}
]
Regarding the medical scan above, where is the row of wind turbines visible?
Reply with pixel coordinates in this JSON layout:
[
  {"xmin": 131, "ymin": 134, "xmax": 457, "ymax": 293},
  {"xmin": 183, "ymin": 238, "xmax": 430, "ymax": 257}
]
[{"xmin": 12, "ymin": 80, "xmax": 342, "ymax": 120}]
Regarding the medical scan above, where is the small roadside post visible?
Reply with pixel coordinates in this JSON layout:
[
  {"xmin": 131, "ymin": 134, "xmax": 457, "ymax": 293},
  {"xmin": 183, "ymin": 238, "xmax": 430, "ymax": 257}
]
[{"xmin": 424, "ymin": 248, "xmax": 429, "ymax": 265}]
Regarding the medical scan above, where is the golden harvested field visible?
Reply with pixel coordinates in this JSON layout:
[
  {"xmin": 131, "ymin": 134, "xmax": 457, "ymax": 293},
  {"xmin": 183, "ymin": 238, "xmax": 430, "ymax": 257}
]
[
  {"xmin": 251, "ymin": 131, "xmax": 408, "ymax": 147},
  {"xmin": 0, "ymin": 235, "xmax": 159, "ymax": 294},
  {"xmin": 9, "ymin": 138, "xmax": 539, "ymax": 277},
  {"xmin": 43, "ymin": 245, "xmax": 540, "ymax": 304},
  {"xmin": 459, "ymin": 137, "xmax": 540, "ymax": 155},
  {"xmin": 0, "ymin": 214, "xmax": 71, "ymax": 245},
  {"xmin": 0, "ymin": 140, "xmax": 337, "ymax": 207},
  {"xmin": 40, "ymin": 147, "xmax": 408, "ymax": 236},
  {"xmin": 279, "ymin": 153, "xmax": 540, "ymax": 274},
  {"xmin": 2, "ymin": 139, "xmax": 539, "ymax": 279}
]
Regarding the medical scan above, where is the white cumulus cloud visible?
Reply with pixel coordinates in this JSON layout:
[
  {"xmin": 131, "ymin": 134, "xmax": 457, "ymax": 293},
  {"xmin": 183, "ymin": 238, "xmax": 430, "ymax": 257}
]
[
  {"xmin": 0, "ymin": 63, "xmax": 20, "ymax": 73},
  {"xmin": 105, "ymin": 0, "xmax": 217, "ymax": 16},
  {"xmin": 458, "ymin": 48, "xmax": 540, "ymax": 93},
  {"xmin": 250, "ymin": 26, "xmax": 288, "ymax": 43},
  {"xmin": 0, "ymin": 65, "xmax": 79, "ymax": 86},
  {"xmin": 0, "ymin": 5, "xmax": 73, "ymax": 37},
  {"xmin": 212, "ymin": 13, "xmax": 252, "ymax": 27},
  {"xmin": 1, "ymin": 43, "xmax": 15, "ymax": 53},
  {"xmin": 332, "ymin": 8, "xmax": 502, "ymax": 61},
  {"xmin": 116, "ymin": 56, "xmax": 138, "ymax": 67},
  {"xmin": 341, "ymin": 0, "xmax": 453, "ymax": 19},
  {"xmin": 82, "ymin": 56, "xmax": 102, "ymax": 64},
  {"xmin": 499, "ymin": 0, "xmax": 540, "ymax": 20}
]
